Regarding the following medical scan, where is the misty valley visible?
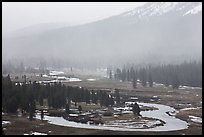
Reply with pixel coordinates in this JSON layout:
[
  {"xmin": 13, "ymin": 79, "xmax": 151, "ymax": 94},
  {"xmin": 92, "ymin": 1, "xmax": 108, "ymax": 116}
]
[{"xmin": 2, "ymin": 2, "xmax": 202, "ymax": 135}]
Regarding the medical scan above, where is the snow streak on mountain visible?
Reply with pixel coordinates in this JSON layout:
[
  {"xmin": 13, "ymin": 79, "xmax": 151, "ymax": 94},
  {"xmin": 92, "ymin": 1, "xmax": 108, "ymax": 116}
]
[{"xmin": 123, "ymin": 2, "xmax": 202, "ymax": 17}]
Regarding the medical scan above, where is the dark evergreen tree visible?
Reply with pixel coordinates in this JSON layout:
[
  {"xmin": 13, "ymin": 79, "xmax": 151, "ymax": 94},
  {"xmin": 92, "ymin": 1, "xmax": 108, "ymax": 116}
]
[
  {"xmin": 115, "ymin": 89, "xmax": 120, "ymax": 105},
  {"xmin": 85, "ymin": 89, "xmax": 91, "ymax": 104},
  {"xmin": 140, "ymin": 68, "xmax": 147, "ymax": 87},
  {"xmin": 127, "ymin": 69, "xmax": 130, "ymax": 81},
  {"xmin": 121, "ymin": 68, "xmax": 126, "ymax": 82},
  {"xmin": 115, "ymin": 68, "xmax": 122, "ymax": 80},
  {"xmin": 148, "ymin": 73, "xmax": 153, "ymax": 87},
  {"xmin": 132, "ymin": 102, "xmax": 141, "ymax": 116},
  {"xmin": 41, "ymin": 109, "xmax": 44, "ymax": 121},
  {"xmin": 109, "ymin": 70, "xmax": 112, "ymax": 79},
  {"xmin": 172, "ymin": 74, "xmax": 180, "ymax": 89},
  {"xmin": 78, "ymin": 105, "xmax": 82, "ymax": 113},
  {"xmin": 29, "ymin": 100, "xmax": 36, "ymax": 121}
]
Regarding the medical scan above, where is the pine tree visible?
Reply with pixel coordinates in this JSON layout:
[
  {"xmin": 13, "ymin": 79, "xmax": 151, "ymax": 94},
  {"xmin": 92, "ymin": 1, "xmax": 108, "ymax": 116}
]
[
  {"xmin": 29, "ymin": 100, "xmax": 36, "ymax": 121},
  {"xmin": 122, "ymin": 68, "xmax": 126, "ymax": 82},
  {"xmin": 39, "ymin": 95, "xmax": 43, "ymax": 106},
  {"xmin": 133, "ymin": 75, "xmax": 137, "ymax": 89},
  {"xmin": 91, "ymin": 91, "xmax": 97, "ymax": 104},
  {"xmin": 109, "ymin": 70, "xmax": 112, "ymax": 79},
  {"xmin": 130, "ymin": 66, "xmax": 135, "ymax": 81},
  {"xmin": 132, "ymin": 103, "xmax": 141, "ymax": 116},
  {"xmin": 65, "ymin": 103, "xmax": 70, "ymax": 114},
  {"xmin": 78, "ymin": 105, "xmax": 82, "ymax": 113},
  {"xmin": 115, "ymin": 68, "xmax": 122, "ymax": 80},
  {"xmin": 41, "ymin": 109, "xmax": 44, "ymax": 121},
  {"xmin": 127, "ymin": 69, "xmax": 130, "ymax": 81},
  {"xmin": 140, "ymin": 68, "xmax": 147, "ymax": 87},
  {"xmin": 85, "ymin": 90, "xmax": 90, "ymax": 104},
  {"xmin": 172, "ymin": 74, "xmax": 180, "ymax": 89},
  {"xmin": 148, "ymin": 73, "xmax": 153, "ymax": 87},
  {"xmin": 109, "ymin": 95, "xmax": 114, "ymax": 106},
  {"xmin": 115, "ymin": 89, "xmax": 120, "ymax": 105}
]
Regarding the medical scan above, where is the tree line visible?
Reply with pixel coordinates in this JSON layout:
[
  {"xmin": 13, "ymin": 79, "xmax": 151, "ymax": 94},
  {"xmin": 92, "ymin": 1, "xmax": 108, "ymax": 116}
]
[
  {"xmin": 2, "ymin": 75, "xmax": 120, "ymax": 116},
  {"xmin": 111, "ymin": 61, "xmax": 202, "ymax": 89}
]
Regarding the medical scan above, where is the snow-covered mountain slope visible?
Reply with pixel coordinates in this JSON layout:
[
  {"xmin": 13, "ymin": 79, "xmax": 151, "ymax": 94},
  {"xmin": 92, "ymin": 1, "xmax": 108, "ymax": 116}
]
[{"xmin": 123, "ymin": 2, "xmax": 202, "ymax": 17}]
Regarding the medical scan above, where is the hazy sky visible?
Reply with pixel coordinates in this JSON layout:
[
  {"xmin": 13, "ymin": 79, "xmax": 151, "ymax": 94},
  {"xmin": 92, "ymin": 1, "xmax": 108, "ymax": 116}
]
[{"xmin": 2, "ymin": 2, "xmax": 146, "ymax": 34}]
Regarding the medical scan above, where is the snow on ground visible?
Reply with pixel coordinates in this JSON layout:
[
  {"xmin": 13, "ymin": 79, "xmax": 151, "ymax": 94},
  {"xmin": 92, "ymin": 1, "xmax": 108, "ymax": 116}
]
[
  {"xmin": 41, "ymin": 70, "xmax": 81, "ymax": 82},
  {"xmin": 180, "ymin": 107, "xmax": 202, "ymax": 111},
  {"xmin": 166, "ymin": 110, "xmax": 179, "ymax": 116},
  {"xmin": 113, "ymin": 106, "xmax": 132, "ymax": 111},
  {"xmin": 87, "ymin": 78, "xmax": 96, "ymax": 81},
  {"xmin": 152, "ymin": 96, "xmax": 158, "ymax": 98},
  {"xmin": 49, "ymin": 71, "xmax": 64, "ymax": 76},
  {"xmin": 105, "ymin": 119, "xmax": 162, "ymax": 129},
  {"xmin": 189, "ymin": 116, "xmax": 202, "ymax": 123},
  {"xmin": 153, "ymin": 82, "xmax": 164, "ymax": 87},
  {"xmin": 38, "ymin": 77, "xmax": 82, "ymax": 84},
  {"xmin": 42, "ymin": 74, "xmax": 49, "ymax": 77},
  {"xmin": 130, "ymin": 97, "xmax": 138, "ymax": 100},
  {"xmin": 167, "ymin": 91, "xmax": 174, "ymax": 93},
  {"xmin": 2, "ymin": 121, "xmax": 11, "ymax": 125},
  {"xmin": 68, "ymin": 78, "xmax": 82, "ymax": 82},
  {"xmin": 36, "ymin": 102, "xmax": 189, "ymax": 132},
  {"xmin": 24, "ymin": 132, "xmax": 47, "ymax": 135},
  {"xmin": 179, "ymin": 85, "xmax": 202, "ymax": 90}
]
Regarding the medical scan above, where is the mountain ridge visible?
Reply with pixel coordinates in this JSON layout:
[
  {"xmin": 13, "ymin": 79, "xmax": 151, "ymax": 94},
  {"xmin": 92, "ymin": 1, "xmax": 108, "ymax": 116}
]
[{"xmin": 2, "ymin": 2, "xmax": 202, "ymax": 67}]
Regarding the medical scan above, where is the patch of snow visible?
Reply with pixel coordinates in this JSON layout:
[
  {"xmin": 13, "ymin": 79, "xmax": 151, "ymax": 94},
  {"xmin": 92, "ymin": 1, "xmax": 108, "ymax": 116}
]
[
  {"xmin": 68, "ymin": 78, "xmax": 82, "ymax": 82},
  {"xmin": 189, "ymin": 115, "xmax": 202, "ymax": 123},
  {"xmin": 153, "ymin": 96, "xmax": 158, "ymax": 98},
  {"xmin": 87, "ymin": 78, "xmax": 96, "ymax": 81},
  {"xmin": 49, "ymin": 70, "xmax": 64, "ymax": 76},
  {"xmin": 168, "ymin": 91, "xmax": 174, "ymax": 93},
  {"xmin": 50, "ymin": 79, "xmax": 59, "ymax": 83},
  {"xmin": 154, "ymin": 83, "xmax": 164, "ymax": 86},
  {"xmin": 180, "ymin": 107, "xmax": 201, "ymax": 111},
  {"xmin": 69, "ymin": 114, "xmax": 79, "ymax": 117},
  {"xmin": 2, "ymin": 121, "xmax": 11, "ymax": 125},
  {"xmin": 56, "ymin": 76, "xmax": 67, "ymax": 80},
  {"xmin": 42, "ymin": 74, "xmax": 48, "ymax": 77},
  {"xmin": 179, "ymin": 85, "xmax": 202, "ymax": 90},
  {"xmin": 183, "ymin": 3, "xmax": 202, "ymax": 16},
  {"xmin": 167, "ymin": 111, "xmax": 179, "ymax": 116},
  {"xmin": 130, "ymin": 97, "xmax": 138, "ymax": 100},
  {"xmin": 24, "ymin": 132, "xmax": 47, "ymax": 135},
  {"xmin": 15, "ymin": 82, "xmax": 23, "ymax": 86}
]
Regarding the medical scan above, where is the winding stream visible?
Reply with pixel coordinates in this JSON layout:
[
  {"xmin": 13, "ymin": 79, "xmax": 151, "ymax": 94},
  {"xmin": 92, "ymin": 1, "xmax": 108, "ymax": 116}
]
[{"xmin": 36, "ymin": 102, "xmax": 189, "ymax": 132}]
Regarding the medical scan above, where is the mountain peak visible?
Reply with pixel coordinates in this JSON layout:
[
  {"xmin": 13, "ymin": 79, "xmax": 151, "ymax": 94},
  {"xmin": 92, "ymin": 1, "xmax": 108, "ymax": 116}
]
[{"xmin": 123, "ymin": 2, "xmax": 202, "ymax": 18}]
